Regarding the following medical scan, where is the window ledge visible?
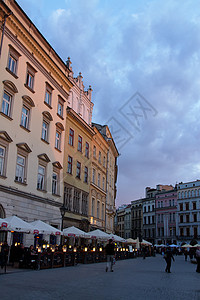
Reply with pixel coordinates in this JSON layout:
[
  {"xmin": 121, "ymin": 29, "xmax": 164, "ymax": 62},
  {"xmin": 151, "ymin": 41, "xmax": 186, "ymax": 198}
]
[
  {"xmin": 76, "ymin": 177, "xmax": 81, "ymax": 180},
  {"xmin": 20, "ymin": 125, "xmax": 31, "ymax": 132},
  {"xmin": 14, "ymin": 180, "xmax": 27, "ymax": 186},
  {"xmin": 52, "ymin": 193, "xmax": 61, "ymax": 197},
  {"xmin": 57, "ymin": 113, "xmax": 64, "ymax": 120},
  {"xmin": 0, "ymin": 175, "xmax": 7, "ymax": 179},
  {"xmin": 41, "ymin": 138, "xmax": 49, "ymax": 145},
  {"xmin": 0, "ymin": 112, "xmax": 13, "ymax": 121},
  {"xmin": 44, "ymin": 102, "xmax": 52, "ymax": 109},
  {"xmin": 6, "ymin": 67, "xmax": 18, "ymax": 79},
  {"xmin": 24, "ymin": 84, "xmax": 35, "ymax": 93},
  {"xmin": 55, "ymin": 147, "xmax": 62, "ymax": 153},
  {"xmin": 67, "ymin": 172, "xmax": 73, "ymax": 176},
  {"xmin": 37, "ymin": 188, "xmax": 47, "ymax": 193}
]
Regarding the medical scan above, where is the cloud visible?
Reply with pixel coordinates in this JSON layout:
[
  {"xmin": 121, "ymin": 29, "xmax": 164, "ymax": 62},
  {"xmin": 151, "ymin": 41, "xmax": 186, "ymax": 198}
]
[{"xmin": 17, "ymin": 0, "xmax": 200, "ymax": 206}]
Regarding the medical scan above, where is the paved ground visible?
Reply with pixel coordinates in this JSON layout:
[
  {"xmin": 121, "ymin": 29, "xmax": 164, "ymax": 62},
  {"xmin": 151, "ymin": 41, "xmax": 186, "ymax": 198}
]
[{"xmin": 0, "ymin": 255, "xmax": 199, "ymax": 300}]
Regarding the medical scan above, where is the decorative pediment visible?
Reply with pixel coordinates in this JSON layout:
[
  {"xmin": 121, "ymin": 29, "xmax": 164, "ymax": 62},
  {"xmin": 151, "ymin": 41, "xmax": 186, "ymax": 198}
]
[
  {"xmin": 16, "ymin": 143, "xmax": 32, "ymax": 153},
  {"xmin": 38, "ymin": 153, "xmax": 50, "ymax": 162},
  {"xmin": 0, "ymin": 131, "xmax": 13, "ymax": 143},
  {"xmin": 55, "ymin": 122, "xmax": 64, "ymax": 131},
  {"xmin": 52, "ymin": 161, "xmax": 63, "ymax": 169},
  {"xmin": 22, "ymin": 95, "xmax": 35, "ymax": 107},
  {"xmin": 42, "ymin": 111, "xmax": 53, "ymax": 121},
  {"xmin": 3, "ymin": 80, "xmax": 18, "ymax": 93}
]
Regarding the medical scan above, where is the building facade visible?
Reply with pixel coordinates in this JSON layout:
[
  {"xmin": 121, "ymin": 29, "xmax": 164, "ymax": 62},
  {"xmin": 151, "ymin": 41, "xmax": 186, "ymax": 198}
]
[
  {"xmin": 177, "ymin": 180, "xmax": 200, "ymax": 245},
  {"xmin": 89, "ymin": 125, "xmax": 108, "ymax": 231},
  {"xmin": 131, "ymin": 199, "xmax": 143, "ymax": 240},
  {"xmin": 62, "ymin": 107, "xmax": 94, "ymax": 231},
  {"xmin": 155, "ymin": 188, "xmax": 177, "ymax": 245},
  {"xmin": 0, "ymin": 0, "xmax": 73, "ymax": 245}
]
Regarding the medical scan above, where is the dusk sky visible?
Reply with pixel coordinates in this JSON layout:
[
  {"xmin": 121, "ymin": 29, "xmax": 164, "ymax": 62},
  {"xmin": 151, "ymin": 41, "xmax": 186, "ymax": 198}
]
[{"xmin": 17, "ymin": 0, "xmax": 200, "ymax": 207}]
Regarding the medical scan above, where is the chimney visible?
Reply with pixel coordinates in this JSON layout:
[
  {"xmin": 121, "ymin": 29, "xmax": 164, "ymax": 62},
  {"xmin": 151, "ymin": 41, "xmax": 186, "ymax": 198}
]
[{"xmin": 87, "ymin": 85, "xmax": 92, "ymax": 101}]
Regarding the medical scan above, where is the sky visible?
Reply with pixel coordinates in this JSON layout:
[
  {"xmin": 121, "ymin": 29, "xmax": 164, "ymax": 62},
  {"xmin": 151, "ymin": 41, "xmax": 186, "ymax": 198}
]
[{"xmin": 17, "ymin": 0, "xmax": 200, "ymax": 207}]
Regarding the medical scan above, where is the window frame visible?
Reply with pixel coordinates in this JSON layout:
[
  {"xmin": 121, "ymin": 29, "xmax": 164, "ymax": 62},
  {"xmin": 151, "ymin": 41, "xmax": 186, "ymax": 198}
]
[
  {"xmin": 69, "ymin": 128, "xmax": 74, "ymax": 146},
  {"xmin": 85, "ymin": 142, "xmax": 89, "ymax": 158},
  {"xmin": 44, "ymin": 82, "xmax": 54, "ymax": 108},
  {"xmin": 57, "ymin": 96, "xmax": 65, "ymax": 119},
  {"xmin": 6, "ymin": 45, "xmax": 21, "ymax": 78},
  {"xmin": 84, "ymin": 166, "xmax": 88, "ymax": 183},
  {"xmin": 15, "ymin": 144, "xmax": 31, "ymax": 185},
  {"xmin": 76, "ymin": 161, "xmax": 81, "ymax": 179},
  {"xmin": 78, "ymin": 135, "xmax": 82, "ymax": 152},
  {"xmin": 67, "ymin": 155, "xmax": 73, "ymax": 174},
  {"xmin": 25, "ymin": 62, "xmax": 37, "ymax": 93}
]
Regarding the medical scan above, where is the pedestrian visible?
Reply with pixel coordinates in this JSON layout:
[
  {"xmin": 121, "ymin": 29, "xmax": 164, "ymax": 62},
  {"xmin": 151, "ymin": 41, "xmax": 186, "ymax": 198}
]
[
  {"xmin": 196, "ymin": 246, "xmax": 200, "ymax": 273},
  {"xmin": 105, "ymin": 239, "xmax": 115, "ymax": 272},
  {"xmin": 0, "ymin": 241, "xmax": 9, "ymax": 269},
  {"xmin": 184, "ymin": 250, "xmax": 188, "ymax": 261},
  {"xmin": 164, "ymin": 247, "xmax": 175, "ymax": 273}
]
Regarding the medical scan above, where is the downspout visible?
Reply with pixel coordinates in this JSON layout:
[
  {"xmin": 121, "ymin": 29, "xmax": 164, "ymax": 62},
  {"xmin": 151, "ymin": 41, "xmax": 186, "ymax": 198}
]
[
  {"xmin": 105, "ymin": 147, "xmax": 109, "ymax": 232},
  {"xmin": 0, "ymin": 12, "xmax": 12, "ymax": 57}
]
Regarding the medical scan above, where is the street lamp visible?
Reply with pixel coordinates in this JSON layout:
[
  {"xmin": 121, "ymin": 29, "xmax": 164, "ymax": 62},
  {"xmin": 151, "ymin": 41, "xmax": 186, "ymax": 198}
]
[{"xmin": 60, "ymin": 205, "xmax": 66, "ymax": 245}]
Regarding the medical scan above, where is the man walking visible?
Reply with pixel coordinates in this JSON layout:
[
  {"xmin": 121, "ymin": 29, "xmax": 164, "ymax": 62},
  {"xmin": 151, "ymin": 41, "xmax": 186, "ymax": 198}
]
[
  {"xmin": 164, "ymin": 247, "xmax": 175, "ymax": 273},
  {"xmin": 105, "ymin": 239, "xmax": 115, "ymax": 272}
]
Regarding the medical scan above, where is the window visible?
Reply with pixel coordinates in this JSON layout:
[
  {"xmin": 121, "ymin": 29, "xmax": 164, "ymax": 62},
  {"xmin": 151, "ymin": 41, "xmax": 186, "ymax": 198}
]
[
  {"xmin": 186, "ymin": 214, "xmax": 190, "ymax": 223},
  {"xmin": 20, "ymin": 96, "xmax": 35, "ymax": 131},
  {"xmin": 193, "ymin": 213, "xmax": 197, "ymax": 222},
  {"xmin": 76, "ymin": 161, "xmax": 81, "ymax": 179},
  {"xmin": 78, "ymin": 135, "xmax": 82, "ymax": 152},
  {"xmin": 64, "ymin": 185, "xmax": 72, "ymax": 211},
  {"xmin": 102, "ymin": 177, "xmax": 105, "ymax": 191},
  {"xmin": 0, "ymin": 146, "xmax": 5, "ymax": 176},
  {"xmin": 180, "ymin": 228, "xmax": 184, "ymax": 237},
  {"xmin": 55, "ymin": 131, "xmax": 61, "ymax": 150},
  {"xmin": 42, "ymin": 121, "xmax": 48, "ymax": 141},
  {"xmin": 25, "ymin": 63, "xmax": 37, "ymax": 92},
  {"xmin": 85, "ymin": 142, "xmax": 89, "ymax": 158},
  {"xmin": 179, "ymin": 203, "xmax": 183, "ymax": 211},
  {"xmin": 92, "ymin": 198, "xmax": 95, "ymax": 216},
  {"xmin": 169, "ymin": 200, "xmax": 171, "ymax": 207},
  {"xmin": 1, "ymin": 91, "xmax": 12, "ymax": 117},
  {"xmin": 73, "ymin": 189, "xmax": 80, "ymax": 213},
  {"xmin": 15, "ymin": 143, "xmax": 31, "ymax": 184},
  {"xmin": 57, "ymin": 96, "xmax": 65, "ymax": 118},
  {"xmin": 67, "ymin": 156, "xmax": 73, "ymax": 174},
  {"xmin": 173, "ymin": 213, "xmax": 175, "ymax": 222},
  {"xmin": 102, "ymin": 203, "xmax": 105, "ymax": 220},
  {"xmin": 69, "ymin": 128, "xmax": 74, "ymax": 146},
  {"xmin": 21, "ymin": 105, "xmax": 30, "ymax": 129},
  {"xmin": 7, "ymin": 45, "xmax": 21, "ymax": 77},
  {"xmin": 44, "ymin": 83, "xmax": 53, "ymax": 107},
  {"xmin": 93, "ymin": 145, "xmax": 96, "ymax": 158},
  {"xmin": 84, "ymin": 166, "xmax": 88, "ymax": 183},
  {"xmin": 158, "ymin": 201, "xmax": 160, "ymax": 208},
  {"xmin": 1, "ymin": 81, "xmax": 18, "ymax": 118},
  {"xmin": 152, "ymin": 215, "xmax": 155, "ymax": 223},
  {"xmin": 97, "ymin": 201, "xmax": 100, "ymax": 218},
  {"xmin": 144, "ymin": 216, "xmax": 146, "ymax": 225},
  {"xmin": 193, "ymin": 202, "xmax": 196, "ymax": 210},
  {"xmin": 8, "ymin": 55, "xmax": 17, "ymax": 75},
  {"xmin": 98, "ymin": 151, "xmax": 101, "ymax": 164},
  {"xmin": 103, "ymin": 156, "xmax": 106, "ymax": 168},
  {"xmin": 185, "ymin": 202, "xmax": 189, "ymax": 211},
  {"xmin": 37, "ymin": 165, "xmax": 45, "ymax": 190},
  {"xmin": 15, "ymin": 154, "xmax": 25, "ymax": 183},
  {"xmin": 82, "ymin": 193, "xmax": 88, "ymax": 215},
  {"xmin": 98, "ymin": 173, "xmax": 100, "ymax": 187},
  {"xmin": 52, "ymin": 172, "xmax": 58, "ymax": 195},
  {"xmin": 194, "ymin": 227, "xmax": 198, "ymax": 238},
  {"xmin": 180, "ymin": 215, "xmax": 183, "ymax": 223},
  {"xmin": 148, "ymin": 216, "xmax": 151, "ymax": 224},
  {"xmin": 92, "ymin": 168, "xmax": 96, "ymax": 184},
  {"xmin": 37, "ymin": 153, "xmax": 50, "ymax": 191},
  {"xmin": 186, "ymin": 227, "xmax": 190, "ymax": 237},
  {"xmin": 41, "ymin": 112, "xmax": 53, "ymax": 143}
]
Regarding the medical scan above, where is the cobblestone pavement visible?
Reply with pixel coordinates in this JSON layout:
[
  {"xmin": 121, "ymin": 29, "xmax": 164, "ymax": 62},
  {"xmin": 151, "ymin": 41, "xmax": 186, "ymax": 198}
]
[{"xmin": 0, "ymin": 255, "xmax": 199, "ymax": 300}]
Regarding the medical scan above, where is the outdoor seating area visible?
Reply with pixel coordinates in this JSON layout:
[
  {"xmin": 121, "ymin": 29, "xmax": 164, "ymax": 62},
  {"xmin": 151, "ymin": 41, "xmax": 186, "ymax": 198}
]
[{"xmin": 0, "ymin": 216, "xmax": 139, "ymax": 273}]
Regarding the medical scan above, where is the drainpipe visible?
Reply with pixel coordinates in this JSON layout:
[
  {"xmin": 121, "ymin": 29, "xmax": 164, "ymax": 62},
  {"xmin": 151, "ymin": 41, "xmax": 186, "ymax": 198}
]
[
  {"xmin": 0, "ymin": 12, "xmax": 12, "ymax": 57},
  {"xmin": 105, "ymin": 147, "xmax": 109, "ymax": 232}
]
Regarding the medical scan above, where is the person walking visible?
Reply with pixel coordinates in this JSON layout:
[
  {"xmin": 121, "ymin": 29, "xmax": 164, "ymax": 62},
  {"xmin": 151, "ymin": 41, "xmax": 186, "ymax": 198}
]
[
  {"xmin": 184, "ymin": 249, "xmax": 188, "ymax": 261},
  {"xmin": 164, "ymin": 247, "xmax": 175, "ymax": 273},
  {"xmin": 196, "ymin": 246, "xmax": 200, "ymax": 273},
  {"xmin": 105, "ymin": 239, "xmax": 115, "ymax": 272}
]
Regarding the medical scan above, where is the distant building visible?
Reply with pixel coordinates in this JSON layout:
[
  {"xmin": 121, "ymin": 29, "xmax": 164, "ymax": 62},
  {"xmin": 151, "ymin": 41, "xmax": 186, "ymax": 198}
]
[
  {"xmin": 177, "ymin": 180, "xmax": 200, "ymax": 245},
  {"xmin": 131, "ymin": 199, "xmax": 143, "ymax": 240},
  {"xmin": 155, "ymin": 188, "xmax": 177, "ymax": 245}
]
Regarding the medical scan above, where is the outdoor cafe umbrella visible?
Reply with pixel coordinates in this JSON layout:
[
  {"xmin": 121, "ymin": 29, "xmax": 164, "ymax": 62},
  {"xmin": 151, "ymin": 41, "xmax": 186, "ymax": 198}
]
[
  {"xmin": 87, "ymin": 229, "xmax": 110, "ymax": 240},
  {"xmin": 126, "ymin": 238, "xmax": 137, "ymax": 244},
  {"xmin": 192, "ymin": 244, "xmax": 200, "ymax": 248},
  {"xmin": 181, "ymin": 244, "xmax": 192, "ymax": 248},
  {"xmin": 3, "ymin": 215, "xmax": 34, "ymax": 233},
  {"xmin": 29, "ymin": 220, "xmax": 62, "ymax": 235},
  {"xmin": 63, "ymin": 226, "xmax": 87, "ymax": 238},
  {"xmin": 169, "ymin": 244, "xmax": 179, "ymax": 248},
  {"xmin": 109, "ymin": 234, "xmax": 126, "ymax": 243},
  {"xmin": 141, "ymin": 239, "xmax": 152, "ymax": 246}
]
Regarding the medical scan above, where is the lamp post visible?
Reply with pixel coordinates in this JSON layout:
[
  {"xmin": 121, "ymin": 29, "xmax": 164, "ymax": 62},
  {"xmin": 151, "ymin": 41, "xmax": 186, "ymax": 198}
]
[{"xmin": 60, "ymin": 205, "xmax": 66, "ymax": 245}]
